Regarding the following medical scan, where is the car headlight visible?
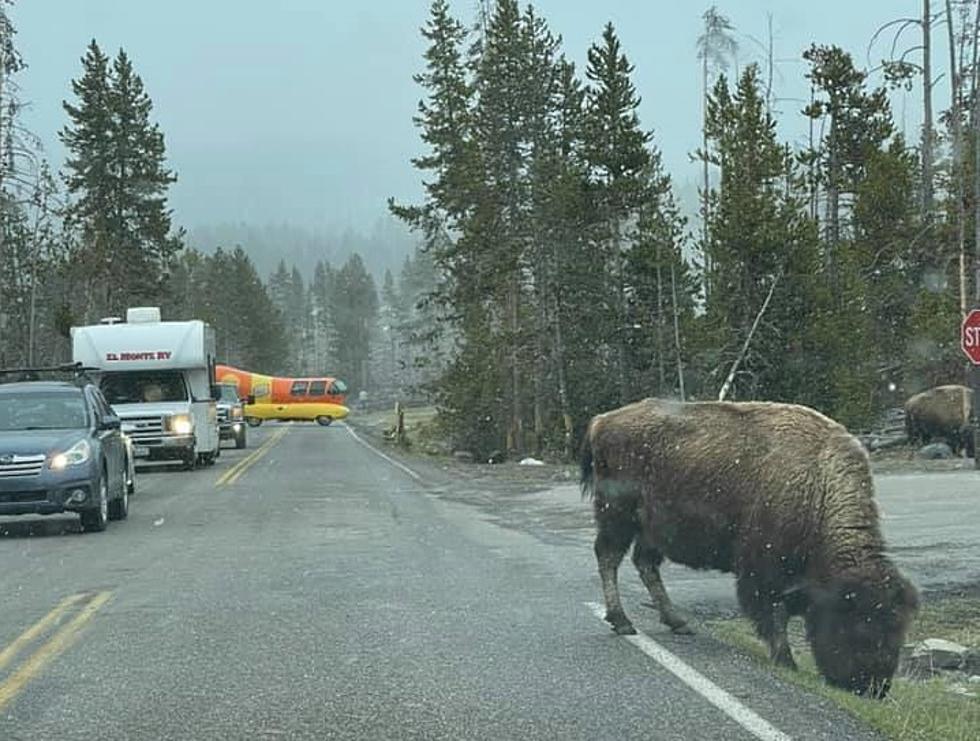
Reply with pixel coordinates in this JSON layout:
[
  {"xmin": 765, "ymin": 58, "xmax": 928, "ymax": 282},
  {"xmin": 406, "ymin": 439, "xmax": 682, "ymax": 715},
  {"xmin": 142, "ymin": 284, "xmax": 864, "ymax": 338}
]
[
  {"xmin": 231, "ymin": 407, "xmax": 243, "ymax": 419},
  {"xmin": 170, "ymin": 414, "xmax": 194, "ymax": 436},
  {"xmin": 50, "ymin": 439, "xmax": 91, "ymax": 471}
]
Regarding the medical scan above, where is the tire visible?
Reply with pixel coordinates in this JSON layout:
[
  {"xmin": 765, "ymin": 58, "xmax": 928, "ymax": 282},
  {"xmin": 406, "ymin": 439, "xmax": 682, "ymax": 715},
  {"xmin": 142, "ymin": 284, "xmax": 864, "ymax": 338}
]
[
  {"xmin": 235, "ymin": 428, "xmax": 247, "ymax": 449},
  {"xmin": 182, "ymin": 452, "xmax": 197, "ymax": 471},
  {"xmin": 81, "ymin": 473, "xmax": 109, "ymax": 533},
  {"xmin": 246, "ymin": 417, "xmax": 263, "ymax": 428},
  {"xmin": 315, "ymin": 415, "xmax": 333, "ymax": 427},
  {"xmin": 109, "ymin": 476, "xmax": 129, "ymax": 521}
]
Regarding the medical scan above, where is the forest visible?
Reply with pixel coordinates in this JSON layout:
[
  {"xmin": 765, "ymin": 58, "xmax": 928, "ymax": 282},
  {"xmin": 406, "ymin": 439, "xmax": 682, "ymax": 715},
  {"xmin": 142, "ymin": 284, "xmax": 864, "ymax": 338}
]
[{"xmin": 1, "ymin": 0, "xmax": 978, "ymax": 460}]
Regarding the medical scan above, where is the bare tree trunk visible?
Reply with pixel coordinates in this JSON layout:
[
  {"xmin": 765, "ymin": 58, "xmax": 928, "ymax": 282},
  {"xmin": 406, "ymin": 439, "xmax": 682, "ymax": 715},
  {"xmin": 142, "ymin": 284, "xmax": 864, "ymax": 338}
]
[
  {"xmin": 923, "ymin": 0, "xmax": 935, "ymax": 220},
  {"xmin": 655, "ymin": 240, "xmax": 665, "ymax": 394},
  {"xmin": 702, "ymin": 51, "xmax": 711, "ymax": 302},
  {"xmin": 718, "ymin": 275, "xmax": 779, "ymax": 402},
  {"xmin": 551, "ymin": 287, "xmax": 573, "ymax": 459},
  {"xmin": 947, "ymin": 0, "xmax": 968, "ymax": 317},
  {"xmin": 669, "ymin": 262, "xmax": 685, "ymax": 401},
  {"xmin": 510, "ymin": 273, "xmax": 523, "ymax": 456},
  {"xmin": 764, "ymin": 13, "xmax": 774, "ymax": 113},
  {"xmin": 973, "ymin": 0, "xmax": 980, "ymax": 301}
]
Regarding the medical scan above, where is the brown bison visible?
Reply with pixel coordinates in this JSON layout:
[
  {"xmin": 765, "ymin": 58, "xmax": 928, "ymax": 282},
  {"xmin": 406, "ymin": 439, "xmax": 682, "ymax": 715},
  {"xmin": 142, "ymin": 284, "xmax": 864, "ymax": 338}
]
[
  {"xmin": 904, "ymin": 385, "xmax": 975, "ymax": 457},
  {"xmin": 582, "ymin": 398, "xmax": 918, "ymax": 698}
]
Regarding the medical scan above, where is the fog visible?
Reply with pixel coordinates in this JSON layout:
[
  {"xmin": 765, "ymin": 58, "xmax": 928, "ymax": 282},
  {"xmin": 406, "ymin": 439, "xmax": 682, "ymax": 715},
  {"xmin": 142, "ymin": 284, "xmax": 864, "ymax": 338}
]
[{"xmin": 16, "ymin": 1, "xmax": 925, "ymax": 232}]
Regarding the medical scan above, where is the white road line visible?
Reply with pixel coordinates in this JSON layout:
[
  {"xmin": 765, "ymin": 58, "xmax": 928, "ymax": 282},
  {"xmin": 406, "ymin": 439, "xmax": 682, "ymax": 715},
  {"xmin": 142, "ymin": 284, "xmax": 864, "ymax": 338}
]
[
  {"xmin": 344, "ymin": 424, "xmax": 424, "ymax": 483},
  {"xmin": 587, "ymin": 603, "xmax": 792, "ymax": 741}
]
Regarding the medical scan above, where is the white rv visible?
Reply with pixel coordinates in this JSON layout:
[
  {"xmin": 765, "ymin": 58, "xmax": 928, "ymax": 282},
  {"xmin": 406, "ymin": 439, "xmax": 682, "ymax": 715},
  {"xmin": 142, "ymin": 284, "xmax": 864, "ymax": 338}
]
[{"xmin": 71, "ymin": 307, "xmax": 221, "ymax": 469}]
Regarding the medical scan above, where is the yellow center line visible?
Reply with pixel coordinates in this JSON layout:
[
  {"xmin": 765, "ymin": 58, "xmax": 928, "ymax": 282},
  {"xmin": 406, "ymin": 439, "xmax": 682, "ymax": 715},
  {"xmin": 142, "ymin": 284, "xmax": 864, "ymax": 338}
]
[
  {"xmin": 216, "ymin": 426, "xmax": 289, "ymax": 487},
  {"xmin": 0, "ymin": 593, "xmax": 88, "ymax": 672},
  {"xmin": 0, "ymin": 591, "xmax": 112, "ymax": 712}
]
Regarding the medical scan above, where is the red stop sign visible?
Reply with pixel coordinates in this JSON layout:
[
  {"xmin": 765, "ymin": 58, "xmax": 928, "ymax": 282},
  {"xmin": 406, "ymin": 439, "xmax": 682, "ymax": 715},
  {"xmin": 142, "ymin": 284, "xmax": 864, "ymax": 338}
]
[{"xmin": 962, "ymin": 310, "xmax": 980, "ymax": 364}]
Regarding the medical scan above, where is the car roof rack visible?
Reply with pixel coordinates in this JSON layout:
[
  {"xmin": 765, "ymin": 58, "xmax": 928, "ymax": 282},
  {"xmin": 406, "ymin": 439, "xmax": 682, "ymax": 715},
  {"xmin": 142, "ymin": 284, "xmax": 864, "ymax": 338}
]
[{"xmin": 0, "ymin": 362, "xmax": 99, "ymax": 385}]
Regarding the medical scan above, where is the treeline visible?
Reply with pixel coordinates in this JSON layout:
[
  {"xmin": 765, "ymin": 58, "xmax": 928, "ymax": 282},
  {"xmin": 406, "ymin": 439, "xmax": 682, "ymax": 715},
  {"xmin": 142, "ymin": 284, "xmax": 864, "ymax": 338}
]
[
  {"xmin": 0, "ymin": 22, "xmax": 181, "ymax": 367},
  {"xmin": 0, "ymin": 5, "xmax": 413, "ymax": 389},
  {"xmin": 392, "ymin": 0, "xmax": 974, "ymax": 459}
]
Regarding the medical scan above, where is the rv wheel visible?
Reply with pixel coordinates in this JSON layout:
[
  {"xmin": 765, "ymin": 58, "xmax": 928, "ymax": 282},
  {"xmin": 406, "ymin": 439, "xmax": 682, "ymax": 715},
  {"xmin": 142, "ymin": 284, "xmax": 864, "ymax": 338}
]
[
  {"xmin": 316, "ymin": 416, "xmax": 333, "ymax": 427},
  {"xmin": 246, "ymin": 417, "xmax": 263, "ymax": 428}
]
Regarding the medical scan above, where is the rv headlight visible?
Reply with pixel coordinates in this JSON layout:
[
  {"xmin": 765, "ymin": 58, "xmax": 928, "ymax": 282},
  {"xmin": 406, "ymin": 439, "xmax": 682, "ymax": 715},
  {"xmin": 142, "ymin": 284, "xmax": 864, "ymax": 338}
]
[
  {"xmin": 170, "ymin": 414, "xmax": 193, "ymax": 436},
  {"xmin": 50, "ymin": 439, "xmax": 91, "ymax": 471}
]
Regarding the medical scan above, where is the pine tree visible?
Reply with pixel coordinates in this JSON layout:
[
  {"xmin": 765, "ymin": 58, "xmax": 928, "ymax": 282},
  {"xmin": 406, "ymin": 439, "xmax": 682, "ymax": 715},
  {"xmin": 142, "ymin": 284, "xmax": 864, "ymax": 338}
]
[
  {"xmin": 583, "ymin": 22, "xmax": 652, "ymax": 404},
  {"xmin": 61, "ymin": 42, "xmax": 182, "ymax": 318}
]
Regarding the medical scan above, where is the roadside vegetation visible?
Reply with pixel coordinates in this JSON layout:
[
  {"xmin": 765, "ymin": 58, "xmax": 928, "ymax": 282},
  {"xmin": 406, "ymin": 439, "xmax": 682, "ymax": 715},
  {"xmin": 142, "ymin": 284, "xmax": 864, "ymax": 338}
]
[{"xmin": 707, "ymin": 594, "xmax": 980, "ymax": 741}]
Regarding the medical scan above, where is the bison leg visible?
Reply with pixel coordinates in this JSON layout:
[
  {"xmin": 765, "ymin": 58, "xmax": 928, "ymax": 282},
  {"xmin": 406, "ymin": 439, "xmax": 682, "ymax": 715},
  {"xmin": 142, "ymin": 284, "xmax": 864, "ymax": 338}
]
[
  {"xmin": 594, "ymin": 513, "xmax": 637, "ymax": 635},
  {"xmin": 631, "ymin": 537, "xmax": 693, "ymax": 635},
  {"xmin": 736, "ymin": 576, "xmax": 796, "ymax": 669}
]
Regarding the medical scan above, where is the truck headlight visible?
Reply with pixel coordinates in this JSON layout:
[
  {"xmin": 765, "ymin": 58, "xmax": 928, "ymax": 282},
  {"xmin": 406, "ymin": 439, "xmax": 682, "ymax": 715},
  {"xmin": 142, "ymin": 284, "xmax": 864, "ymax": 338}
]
[
  {"xmin": 50, "ymin": 439, "xmax": 91, "ymax": 471},
  {"xmin": 170, "ymin": 414, "xmax": 193, "ymax": 436}
]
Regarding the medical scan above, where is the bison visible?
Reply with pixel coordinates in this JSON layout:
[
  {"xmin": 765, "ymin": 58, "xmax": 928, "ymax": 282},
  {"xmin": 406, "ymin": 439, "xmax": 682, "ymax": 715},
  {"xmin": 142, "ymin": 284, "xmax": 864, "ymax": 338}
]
[
  {"xmin": 904, "ymin": 385, "xmax": 975, "ymax": 458},
  {"xmin": 582, "ymin": 398, "xmax": 918, "ymax": 698}
]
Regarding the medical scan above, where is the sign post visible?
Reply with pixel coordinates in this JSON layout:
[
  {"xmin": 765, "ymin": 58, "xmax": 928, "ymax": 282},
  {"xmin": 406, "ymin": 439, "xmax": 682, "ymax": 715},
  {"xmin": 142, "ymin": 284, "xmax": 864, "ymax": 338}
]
[{"xmin": 960, "ymin": 309, "xmax": 980, "ymax": 468}]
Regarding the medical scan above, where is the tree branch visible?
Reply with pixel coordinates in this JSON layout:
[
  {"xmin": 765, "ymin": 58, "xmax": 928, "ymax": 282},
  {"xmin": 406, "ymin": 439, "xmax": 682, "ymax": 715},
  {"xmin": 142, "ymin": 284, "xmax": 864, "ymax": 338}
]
[{"xmin": 717, "ymin": 274, "xmax": 780, "ymax": 402}]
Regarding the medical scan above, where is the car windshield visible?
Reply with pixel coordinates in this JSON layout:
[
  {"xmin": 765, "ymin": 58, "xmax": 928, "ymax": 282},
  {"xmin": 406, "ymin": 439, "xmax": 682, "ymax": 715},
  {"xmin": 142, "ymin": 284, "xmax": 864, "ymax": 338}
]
[
  {"xmin": 0, "ymin": 392, "xmax": 88, "ymax": 431},
  {"xmin": 100, "ymin": 371, "xmax": 188, "ymax": 405},
  {"xmin": 218, "ymin": 384, "xmax": 239, "ymax": 402}
]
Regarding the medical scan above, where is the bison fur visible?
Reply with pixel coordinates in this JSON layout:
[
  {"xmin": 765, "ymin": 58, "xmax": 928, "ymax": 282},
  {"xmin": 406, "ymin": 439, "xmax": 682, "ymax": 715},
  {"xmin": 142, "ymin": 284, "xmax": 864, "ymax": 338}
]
[
  {"xmin": 582, "ymin": 398, "xmax": 918, "ymax": 699},
  {"xmin": 904, "ymin": 385, "xmax": 975, "ymax": 458}
]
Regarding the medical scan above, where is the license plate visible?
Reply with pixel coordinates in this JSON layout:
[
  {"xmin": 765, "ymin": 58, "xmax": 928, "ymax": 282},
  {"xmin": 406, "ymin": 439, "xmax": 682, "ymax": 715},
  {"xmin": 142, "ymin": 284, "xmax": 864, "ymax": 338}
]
[{"xmin": 132, "ymin": 445, "xmax": 149, "ymax": 458}]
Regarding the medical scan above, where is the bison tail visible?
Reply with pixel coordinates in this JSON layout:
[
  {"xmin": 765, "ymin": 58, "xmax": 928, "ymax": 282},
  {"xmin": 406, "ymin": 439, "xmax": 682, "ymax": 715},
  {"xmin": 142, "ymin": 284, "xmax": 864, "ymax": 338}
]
[{"xmin": 580, "ymin": 436, "xmax": 596, "ymax": 501}]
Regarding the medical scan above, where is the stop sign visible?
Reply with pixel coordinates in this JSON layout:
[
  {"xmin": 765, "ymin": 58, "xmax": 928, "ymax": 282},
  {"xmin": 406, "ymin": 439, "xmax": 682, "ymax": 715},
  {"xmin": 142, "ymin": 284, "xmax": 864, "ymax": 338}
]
[{"xmin": 962, "ymin": 310, "xmax": 980, "ymax": 364}]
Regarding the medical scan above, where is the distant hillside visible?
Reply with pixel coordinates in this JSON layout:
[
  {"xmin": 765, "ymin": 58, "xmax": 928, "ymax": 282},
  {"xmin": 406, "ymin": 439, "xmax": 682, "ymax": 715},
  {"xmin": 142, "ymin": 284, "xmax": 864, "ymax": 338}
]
[{"xmin": 186, "ymin": 217, "xmax": 418, "ymax": 281}]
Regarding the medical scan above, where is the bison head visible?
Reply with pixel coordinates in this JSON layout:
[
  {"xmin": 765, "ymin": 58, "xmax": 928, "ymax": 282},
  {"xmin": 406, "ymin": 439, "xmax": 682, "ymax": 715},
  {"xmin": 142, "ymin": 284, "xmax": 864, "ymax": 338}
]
[{"xmin": 805, "ymin": 567, "xmax": 918, "ymax": 699}]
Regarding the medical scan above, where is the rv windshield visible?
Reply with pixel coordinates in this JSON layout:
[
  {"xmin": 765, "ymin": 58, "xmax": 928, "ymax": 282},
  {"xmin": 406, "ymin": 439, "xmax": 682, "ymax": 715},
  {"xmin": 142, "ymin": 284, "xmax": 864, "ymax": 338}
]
[{"xmin": 101, "ymin": 371, "xmax": 188, "ymax": 405}]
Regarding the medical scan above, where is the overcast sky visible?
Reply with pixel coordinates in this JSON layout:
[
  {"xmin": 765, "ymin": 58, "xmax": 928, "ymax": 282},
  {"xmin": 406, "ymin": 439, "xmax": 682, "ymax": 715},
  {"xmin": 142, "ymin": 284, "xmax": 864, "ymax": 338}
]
[{"xmin": 13, "ymin": 1, "xmax": 927, "ymax": 231}]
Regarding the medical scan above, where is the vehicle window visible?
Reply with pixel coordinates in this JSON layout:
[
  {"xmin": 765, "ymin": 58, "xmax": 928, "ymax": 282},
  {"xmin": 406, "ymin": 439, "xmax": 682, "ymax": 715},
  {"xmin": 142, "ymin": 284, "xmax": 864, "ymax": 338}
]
[
  {"xmin": 308, "ymin": 380, "xmax": 326, "ymax": 396},
  {"xmin": 219, "ymin": 384, "xmax": 240, "ymax": 403},
  {"xmin": 101, "ymin": 372, "xmax": 188, "ymax": 405},
  {"xmin": 328, "ymin": 380, "xmax": 348, "ymax": 395},
  {"xmin": 0, "ymin": 392, "xmax": 88, "ymax": 431},
  {"xmin": 290, "ymin": 381, "xmax": 309, "ymax": 396}
]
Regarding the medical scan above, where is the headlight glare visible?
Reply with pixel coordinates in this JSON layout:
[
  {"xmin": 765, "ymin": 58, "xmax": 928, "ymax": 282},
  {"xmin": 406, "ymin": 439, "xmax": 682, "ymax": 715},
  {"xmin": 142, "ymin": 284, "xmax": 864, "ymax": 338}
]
[
  {"xmin": 171, "ymin": 414, "xmax": 193, "ymax": 435},
  {"xmin": 50, "ymin": 439, "xmax": 91, "ymax": 471}
]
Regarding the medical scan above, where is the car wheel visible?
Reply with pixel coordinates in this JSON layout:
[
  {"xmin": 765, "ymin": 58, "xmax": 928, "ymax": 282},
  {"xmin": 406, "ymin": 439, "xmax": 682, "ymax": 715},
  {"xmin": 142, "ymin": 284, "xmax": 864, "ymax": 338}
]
[
  {"xmin": 235, "ymin": 428, "xmax": 247, "ymax": 449},
  {"xmin": 316, "ymin": 416, "xmax": 333, "ymax": 427},
  {"xmin": 81, "ymin": 474, "xmax": 109, "ymax": 532},
  {"xmin": 109, "ymin": 477, "xmax": 129, "ymax": 521}
]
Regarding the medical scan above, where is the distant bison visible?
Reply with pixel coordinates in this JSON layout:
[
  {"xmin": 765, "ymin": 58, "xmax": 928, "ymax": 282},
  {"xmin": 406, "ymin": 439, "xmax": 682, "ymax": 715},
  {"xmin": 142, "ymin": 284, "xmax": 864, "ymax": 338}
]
[
  {"xmin": 904, "ymin": 385, "xmax": 975, "ymax": 458},
  {"xmin": 582, "ymin": 399, "xmax": 918, "ymax": 698}
]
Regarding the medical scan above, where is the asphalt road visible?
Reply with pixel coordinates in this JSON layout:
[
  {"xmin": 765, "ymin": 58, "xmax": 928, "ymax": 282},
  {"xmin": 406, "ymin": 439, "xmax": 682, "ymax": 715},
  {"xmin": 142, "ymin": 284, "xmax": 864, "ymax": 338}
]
[{"xmin": 0, "ymin": 423, "xmax": 973, "ymax": 740}]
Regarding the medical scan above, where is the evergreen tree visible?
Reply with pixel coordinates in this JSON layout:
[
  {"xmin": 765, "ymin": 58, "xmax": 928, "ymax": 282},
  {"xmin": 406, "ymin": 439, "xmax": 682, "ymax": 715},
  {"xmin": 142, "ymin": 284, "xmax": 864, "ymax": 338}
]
[
  {"xmin": 582, "ymin": 23, "xmax": 652, "ymax": 405},
  {"xmin": 61, "ymin": 42, "xmax": 182, "ymax": 319},
  {"xmin": 331, "ymin": 253, "xmax": 378, "ymax": 392}
]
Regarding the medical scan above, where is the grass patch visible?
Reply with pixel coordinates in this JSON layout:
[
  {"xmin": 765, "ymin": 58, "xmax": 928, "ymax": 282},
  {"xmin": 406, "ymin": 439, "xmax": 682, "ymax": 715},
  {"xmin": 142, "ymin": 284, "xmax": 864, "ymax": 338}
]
[
  {"xmin": 706, "ymin": 596, "xmax": 980, "ymax": 741},
  {"xmin": 350, "ymin": 405, "xmax": 443, "ymax": 453}
]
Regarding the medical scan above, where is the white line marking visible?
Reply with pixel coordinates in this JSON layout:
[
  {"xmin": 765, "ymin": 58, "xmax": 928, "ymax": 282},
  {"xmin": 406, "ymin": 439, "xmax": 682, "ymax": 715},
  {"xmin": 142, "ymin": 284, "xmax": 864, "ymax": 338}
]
[
  {"xmin": 587, "ymin": 603, "xmax": 791, "ymax": 741},
  {"xmin": 344, "ymin": 424, "xmax": 423, "ymax": 483}
]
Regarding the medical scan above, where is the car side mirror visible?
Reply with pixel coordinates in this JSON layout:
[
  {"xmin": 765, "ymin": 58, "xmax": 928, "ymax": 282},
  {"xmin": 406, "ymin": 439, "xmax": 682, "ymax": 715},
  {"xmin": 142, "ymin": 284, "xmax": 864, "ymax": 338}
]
[
  {"xmin": 100, "ymin": 414, "xmax": 121, "ymax": 430},
  {"xmin": 210, "ymin": 384, "xmax": 222, "ymax": 401},
  {"xmin": 245, "ymin": 395, "xmax": 256, "ymax": 406}
]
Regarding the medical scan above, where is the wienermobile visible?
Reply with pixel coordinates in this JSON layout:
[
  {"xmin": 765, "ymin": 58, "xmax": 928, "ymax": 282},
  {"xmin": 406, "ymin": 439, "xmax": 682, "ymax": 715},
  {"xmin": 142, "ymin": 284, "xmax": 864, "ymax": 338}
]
[{"xmin": 215, "ymin": 364, "xmax": 350, "ymax": 426}]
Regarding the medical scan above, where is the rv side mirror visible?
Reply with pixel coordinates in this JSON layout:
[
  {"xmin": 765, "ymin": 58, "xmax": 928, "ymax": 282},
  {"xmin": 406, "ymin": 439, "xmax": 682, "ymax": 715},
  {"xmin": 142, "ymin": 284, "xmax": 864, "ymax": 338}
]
[
  {"xmin": 246, "ymin": 395, "xmax": 256, "ymax": 406},
  {"xmin": 211, "ymin": 385, "xmax": 221, "ymax": 401}
]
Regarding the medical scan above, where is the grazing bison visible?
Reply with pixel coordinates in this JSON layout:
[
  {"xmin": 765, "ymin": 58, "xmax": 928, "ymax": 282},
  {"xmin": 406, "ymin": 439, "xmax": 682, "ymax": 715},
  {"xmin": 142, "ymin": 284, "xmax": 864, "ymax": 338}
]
[
  {"xmin": 582, "ymin": 398, "xmax": 918, "ymax": 698},
  {"xmin": 904, "ymin": 385, "xmax": 975, "ymax": 458}
]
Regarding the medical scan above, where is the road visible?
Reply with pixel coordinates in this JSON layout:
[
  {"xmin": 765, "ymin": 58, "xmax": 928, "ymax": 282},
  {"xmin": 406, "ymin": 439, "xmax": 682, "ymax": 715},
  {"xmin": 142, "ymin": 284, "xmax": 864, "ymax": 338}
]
[{"xmin": 0, "ymin": 424, "xmax": 975, "ymax": 740}]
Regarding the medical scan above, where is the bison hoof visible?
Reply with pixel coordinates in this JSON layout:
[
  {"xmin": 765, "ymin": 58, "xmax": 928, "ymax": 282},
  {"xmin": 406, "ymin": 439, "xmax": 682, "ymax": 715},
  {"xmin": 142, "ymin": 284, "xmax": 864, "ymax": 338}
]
[{"xmin": 605, "ymin": 610, "xmax": 637, "ymax": 635}]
